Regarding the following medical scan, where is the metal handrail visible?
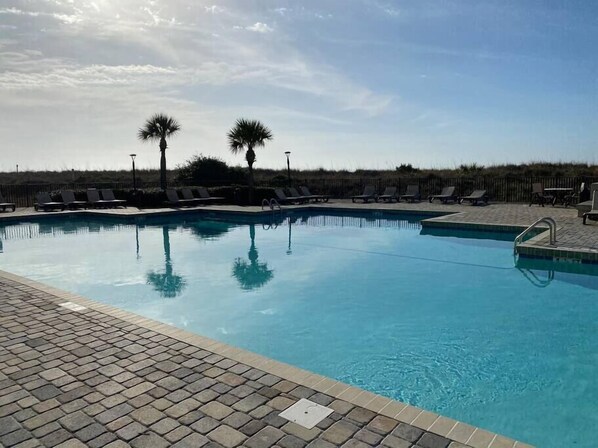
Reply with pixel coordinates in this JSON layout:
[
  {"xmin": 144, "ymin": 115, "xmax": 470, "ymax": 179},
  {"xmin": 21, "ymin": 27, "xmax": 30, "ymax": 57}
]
[
  {"xmin": 269, "ymin": 198, "xmax": 281, "ymax": 211},
  {"xmin": 514, "ymin": 217, "xmax": 557, "ymax": 253}
]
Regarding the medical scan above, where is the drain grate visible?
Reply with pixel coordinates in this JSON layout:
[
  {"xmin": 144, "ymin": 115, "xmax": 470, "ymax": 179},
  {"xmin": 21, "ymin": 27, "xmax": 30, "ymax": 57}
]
[
  {"xmin": 58, "ymin": 302, "xmax": 87, "ymax": 312},
  {"xmin": 279, "ymin": 398, "xmax": 334, "ymax": 429}
]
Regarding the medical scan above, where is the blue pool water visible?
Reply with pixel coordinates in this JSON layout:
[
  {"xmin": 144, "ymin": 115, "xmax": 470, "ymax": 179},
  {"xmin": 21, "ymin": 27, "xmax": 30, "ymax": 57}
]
[{"xmin": 1, "ymin": 211, "xmax": 597, "ymax": 447}]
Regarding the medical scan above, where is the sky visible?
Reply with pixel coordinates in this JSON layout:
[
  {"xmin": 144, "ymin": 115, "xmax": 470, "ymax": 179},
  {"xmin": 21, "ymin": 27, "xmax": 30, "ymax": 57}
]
[{"xmin": 0, "ymin": 0, "xmax": 597, "ymax": 172}]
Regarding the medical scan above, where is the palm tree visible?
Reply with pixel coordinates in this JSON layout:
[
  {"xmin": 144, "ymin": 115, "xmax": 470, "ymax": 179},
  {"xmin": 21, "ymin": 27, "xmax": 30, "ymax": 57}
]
[
  {"xmin": 227, "ymin": 118, "xmax": 273, "ymax": 204},
  {"xmin": 232, "ymin": 224, "xmax": 274, "ymax": 290},
  {"xmin": 138, "ymin": 113, "xmax": 181, "ymax": 190},
  {"xmin": 146, "ymin": 226, "xmax": 187, "ymax": 298}
]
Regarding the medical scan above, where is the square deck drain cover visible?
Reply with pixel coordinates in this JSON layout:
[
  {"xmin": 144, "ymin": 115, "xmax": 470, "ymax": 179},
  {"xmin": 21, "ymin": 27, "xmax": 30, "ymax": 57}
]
[
  {"xmin": 279, "ymin": 398, "xmax": 334, "ymax": 429},
  {"xmin": 59, "ymin": 302, "xmax": 87, "ymax": 312}
]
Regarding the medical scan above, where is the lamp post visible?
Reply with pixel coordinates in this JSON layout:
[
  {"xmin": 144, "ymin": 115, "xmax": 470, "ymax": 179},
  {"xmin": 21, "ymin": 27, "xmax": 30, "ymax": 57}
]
[
  {"xmin": 284, "ymin": 151, "xmax": 291, "ymax": 186},
  {"xmin": 129, "ymin": 154, "xmax": 137, "ymax": 191}
]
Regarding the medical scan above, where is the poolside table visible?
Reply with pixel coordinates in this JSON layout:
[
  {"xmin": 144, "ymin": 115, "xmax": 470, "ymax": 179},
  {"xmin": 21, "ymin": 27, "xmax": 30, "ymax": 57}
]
[{"xmin": 544, "ymin": 187, "xmax": 573, "ymax": 206}]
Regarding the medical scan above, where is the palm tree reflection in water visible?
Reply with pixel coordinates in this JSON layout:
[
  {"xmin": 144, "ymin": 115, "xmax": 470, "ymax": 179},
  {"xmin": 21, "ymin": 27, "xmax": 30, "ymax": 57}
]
[
  {"xmin": 146, "ymin": 226, "xmax": 187, "ymax": 298},
  {"xmin": 232, "ymin": 224, "xmax": 274, "ymax": 291}
]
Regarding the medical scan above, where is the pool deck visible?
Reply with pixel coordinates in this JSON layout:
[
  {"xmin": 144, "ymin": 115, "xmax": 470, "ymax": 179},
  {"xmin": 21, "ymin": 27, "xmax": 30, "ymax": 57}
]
[{"xmin": 0, "ymin": 200, "xmax": 592, "ymax": 448}]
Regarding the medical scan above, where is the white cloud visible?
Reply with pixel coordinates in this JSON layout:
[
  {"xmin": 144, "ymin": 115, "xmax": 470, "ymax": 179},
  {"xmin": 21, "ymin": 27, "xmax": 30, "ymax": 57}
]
[
  {"xmin": 204, "ymin": 5, "xmax": 225, "ymax": 14},
  {"xmin": 245, "ymin": 22, "xmax": 273, "ymax": 33}
]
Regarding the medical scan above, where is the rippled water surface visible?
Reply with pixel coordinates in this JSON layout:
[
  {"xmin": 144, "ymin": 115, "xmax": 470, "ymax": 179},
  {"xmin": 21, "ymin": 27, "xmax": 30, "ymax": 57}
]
[{"xmin": 1, "ymin": 211, "xmax": 597, "ymax": 447}]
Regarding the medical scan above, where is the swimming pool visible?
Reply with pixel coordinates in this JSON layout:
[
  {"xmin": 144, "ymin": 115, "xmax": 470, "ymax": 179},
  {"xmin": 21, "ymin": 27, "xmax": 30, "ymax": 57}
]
[{"xmin": 1, "ymin": 211, "xmax": 596, "ymax": 447}]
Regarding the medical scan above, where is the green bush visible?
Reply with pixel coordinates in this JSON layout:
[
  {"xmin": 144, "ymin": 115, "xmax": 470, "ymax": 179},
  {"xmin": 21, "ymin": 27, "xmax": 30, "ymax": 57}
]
[{"xmin": 176, "ymin": 154, "xmax": 246, "ymax": 185}]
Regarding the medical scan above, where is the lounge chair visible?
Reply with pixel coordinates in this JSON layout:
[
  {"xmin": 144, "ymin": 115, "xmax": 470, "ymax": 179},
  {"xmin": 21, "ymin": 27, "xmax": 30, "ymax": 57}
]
[
  {"xmin": 196, "ymin": 187, "xmax": 225, "ymax": 203},
  {"xmin": 274, "ymin": 188, "xmax": 305, "ymax": 204},
  {"xmin": 180, "ymin": 188, "xmax": 203, "ymax": 206},
  {"xmin": 166, "ymin": 188, "xmax": 197, "ymax": 207},
  {"xmin": 399, "ymin": 185, "xmax": 420, "ymax": 203},
  {"xmin": 459, "ymin": 190, "xmax": 488, "ymax": 205},
  {"xmin": 0, "ymin": 191, "xmax": 15, "ymax": 212},
  {"xmin": 34, "ymin": 192, "xmax": 65, "ymax": 211},
  {"xmin": 429, "ymin": 186, "xmax": 457, "ymax": 203},
  {"xmin": 351, "ymin": 185, "xmax": 377, "ymax": 203},
  {"xmin": 529, "ymin": 183, "xmax": 554, "ymax": 207},
  {"xmin": 100, "ymin": 189, "xmax": 127, "ymax": 207},
  {"xmin": 288, "ymin": 187, "xmax": 311, "ymax": 203},
  {"xmin": 299, "ymin": 186, "xmax": 329, "ymax": 203},
  {"xmin": 583, "ymin": 191, "xmax": 598, "ymax": 224},
  {"xmin": 61, "ymin": 190, "xmax": 88, "ymax": 209},
  {"xmin": 87, "ymin": 189, "xmax": 112, "ymax": 208},
  {"xmin": 377, "ymin": 187, "xmax": 398, "ymax": 203}
]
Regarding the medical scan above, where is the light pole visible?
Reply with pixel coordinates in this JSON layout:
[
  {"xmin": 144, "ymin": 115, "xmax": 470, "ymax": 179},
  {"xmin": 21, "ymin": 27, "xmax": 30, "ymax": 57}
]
[
  {"xmin": 129, "ymin": 154, "xmax": 137, "ymax": 191},
  {"xmin": 284, "ymin": 151, "xmax": 291, "ymax": 186}
]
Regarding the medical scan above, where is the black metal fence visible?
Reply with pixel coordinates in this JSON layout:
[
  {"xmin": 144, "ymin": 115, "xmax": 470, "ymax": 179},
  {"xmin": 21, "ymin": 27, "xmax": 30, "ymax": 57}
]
[
  {"xmin": 281, "ymin": 176, "xmax": 597, "ymax": 203},
  {"xmin": 1, "ymin": 176, "xmax": 596, "ymax": 207}
]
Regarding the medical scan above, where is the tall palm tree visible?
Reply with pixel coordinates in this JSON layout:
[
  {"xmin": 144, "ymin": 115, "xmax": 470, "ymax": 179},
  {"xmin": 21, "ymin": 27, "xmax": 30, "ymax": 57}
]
[
  {"xmin": 227, "ymin": 118, "xmax": 273, "ymax": 204},
  {"xmin": 138, "ymin": 113, "xmax": 181, "ymax": 190},
  {"xmin": 146, "ymin": 226, "xmax": 186, "ymax": 298}
]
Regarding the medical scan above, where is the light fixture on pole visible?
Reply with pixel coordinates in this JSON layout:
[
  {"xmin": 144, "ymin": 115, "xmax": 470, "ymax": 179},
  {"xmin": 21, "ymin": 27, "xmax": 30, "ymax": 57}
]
[
  {"xmin": 284, "ymin": 151, "xmax": 291, "ymax": 186},
  {"xmin": 129, "ymin": 154, "xmax": 137, "ymax": 191}
]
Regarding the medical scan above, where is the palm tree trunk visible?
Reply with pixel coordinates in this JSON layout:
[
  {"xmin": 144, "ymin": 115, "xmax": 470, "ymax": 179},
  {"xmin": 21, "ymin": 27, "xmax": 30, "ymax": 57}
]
[
  {"xmin": 160, "ymin": 149, "xmax": 167, "ymax": 190},
  {"xmin": 248, "ymin": 165, "xmax": 254, "ymax": 204}
]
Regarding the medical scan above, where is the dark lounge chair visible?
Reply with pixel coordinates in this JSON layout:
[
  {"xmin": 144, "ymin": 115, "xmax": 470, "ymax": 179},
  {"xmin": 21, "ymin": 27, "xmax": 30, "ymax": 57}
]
[
  {"xmin": 196, "ymin": 187, "xmax": 225, "ymax": 203},
  {"xmin": 459, "ymin": 190, "xmax": 488, "ymax": 205},
  {"xmin": 166, "ymin": 188, "xmax": 197, "ymax": 207},
  {"xmin": 529, "ymin": 183, "xmax": 554, "ymax": 207},
  {"xmin": 0, "ymin": 191, "xmax": 16, "ymax": 212},
  {"xmin": 181, "ymin": 188, "xmax": 203, "ymax": 206},
  {"xmin": 274, "ymin": 188, "xmax": 305, "ymax": 204},
  {"xmin": 61, "ymin": 190, "xmax": 88, "ymax": 209},
  {"xmin": 34, "ymin": 192, "xmax": 65, "ymax": 211},
  {"xmin": 429, "ymin": 186, "xmax": 457, "ymax": 203},
  {"xmin": 87, "ymin": 189, "xmax": 112, "ymax": 208},
  {"xmin": 378, "ymin": 187, "xmax": 398, "ymax": 203},
  {"xmin": 399, "ymin": 185, "xmax": 420, "ymax": 203},
  {"xmin": 100, "ymin": 189, "xmax": 127, "ymax": 207},
  {"xmin": 299, "ymin": 186, "xmax": 329, "ymax": 203},
  {"xmin": 583, "ymin": 192, "xmax": 598, "ymax": 225},
  {"xmin": 351, "ymin": 185, "xmax": 377, "ymax": 203},
  {"xmin": 288, "ymin": 187, "xmax": 311, "ymax": 203}
]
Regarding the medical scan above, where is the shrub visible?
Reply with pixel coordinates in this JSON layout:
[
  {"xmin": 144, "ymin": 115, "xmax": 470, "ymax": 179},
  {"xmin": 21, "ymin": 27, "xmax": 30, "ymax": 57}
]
[{"xmin": 176, "ymin": 154, "xmax": 245, "ymax": 185}]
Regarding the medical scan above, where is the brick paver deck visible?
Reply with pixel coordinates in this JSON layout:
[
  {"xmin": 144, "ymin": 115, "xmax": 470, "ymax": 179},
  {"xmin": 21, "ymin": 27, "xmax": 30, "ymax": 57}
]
[{"xmin": 0, "ymin": 273, "xmax": 528, "ymax": 448}]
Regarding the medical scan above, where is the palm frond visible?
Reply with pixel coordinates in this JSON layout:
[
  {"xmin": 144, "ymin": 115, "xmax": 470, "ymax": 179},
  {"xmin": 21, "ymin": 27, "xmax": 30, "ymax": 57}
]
[
  {"xmin": 138, "ymin": 113, "xmax": 181, "ymax": 142},
  {"xmin": 227, "ymin": 118, "xmax": 273, "ymax": 154}
]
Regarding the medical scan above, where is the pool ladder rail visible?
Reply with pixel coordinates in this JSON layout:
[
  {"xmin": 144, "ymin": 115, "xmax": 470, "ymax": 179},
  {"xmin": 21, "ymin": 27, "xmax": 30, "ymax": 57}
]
[
  {"xmin": 262, "ymin": 198, "xmax": 283, "ymax": 214},
  {"xmin": 513, "ymin": 217, "xmax": 557, "ymax": 254}
]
